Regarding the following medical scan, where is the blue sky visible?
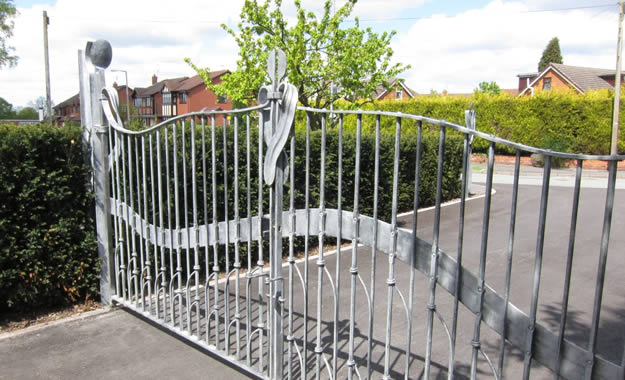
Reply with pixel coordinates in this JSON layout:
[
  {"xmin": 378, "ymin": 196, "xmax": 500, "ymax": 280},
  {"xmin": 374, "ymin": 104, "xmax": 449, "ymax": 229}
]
[{"xmin": 1, "ymin": 0, "xmax": 621, "ymax": 107}]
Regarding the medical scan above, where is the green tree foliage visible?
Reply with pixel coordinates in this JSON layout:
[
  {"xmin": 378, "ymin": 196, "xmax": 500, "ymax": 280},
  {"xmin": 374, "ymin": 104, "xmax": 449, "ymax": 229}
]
[
  {"xmin": 0, "ymin": 0, "xmax": 17, "ymax": 69},
  {"xmin": 0, "ymin": 96, "xmax": 15, "ymax": 118},
  {"xmin": 16, "ymin": 106, "xmax": 38, "ymax": 120},
  {"xmin": 187, "ymin": 0, "xmax": 408, "ymax": 118},
  {"xmin": 538, "ymin": 37, "xmax": 563, "ymax": 72},
  {"xmin": 475, "ymin": 81, "xmax": 501, "ymax": 96}
]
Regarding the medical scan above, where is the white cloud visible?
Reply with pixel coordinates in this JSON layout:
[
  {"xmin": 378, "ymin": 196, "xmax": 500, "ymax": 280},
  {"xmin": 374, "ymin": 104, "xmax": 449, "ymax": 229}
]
[
  {"xmin": 393, "ymin": 0, "xmax": 619, "ymax": 93},
  {"xmin": 0, "ymin": 0, "xmax": 620, "ymax": 107},
  {"xmin": 0, "ymin": 0, "xmax": 244, "ymax": 107}
]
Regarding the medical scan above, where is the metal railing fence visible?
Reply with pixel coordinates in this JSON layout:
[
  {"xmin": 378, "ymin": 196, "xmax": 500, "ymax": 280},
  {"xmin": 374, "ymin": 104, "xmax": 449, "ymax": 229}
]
[{"xmin": 82, "ymin": 44, "xmax": 625, "ymax": 380}]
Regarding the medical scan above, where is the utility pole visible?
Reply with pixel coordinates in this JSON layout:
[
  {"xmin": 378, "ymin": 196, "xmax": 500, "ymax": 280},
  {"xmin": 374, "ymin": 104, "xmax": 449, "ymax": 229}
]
[
  {"xmin": 43, "ymin": 11, "xmax": 52, "ymax": 122},
  {"xmin": 611, "ymin": 0, "xmax": 624, "ymax": 155}
]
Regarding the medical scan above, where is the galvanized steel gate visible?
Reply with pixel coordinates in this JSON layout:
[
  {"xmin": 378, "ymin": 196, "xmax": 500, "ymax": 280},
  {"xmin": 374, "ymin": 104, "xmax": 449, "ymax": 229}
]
[{"xmin": 82, "ymin": 42, "xmax": 625, "ymax": 379}]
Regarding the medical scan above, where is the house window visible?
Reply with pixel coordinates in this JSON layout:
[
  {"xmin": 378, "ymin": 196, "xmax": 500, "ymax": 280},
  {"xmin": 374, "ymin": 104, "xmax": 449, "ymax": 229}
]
[
  {"xmin": 180, "ymin": 92, "xmax": 187, "ymax": 104},
  {"xmin": 396, "ymin": 87, "xmax": 403, "ymax": 100},
  {"xmin": 134, "ymin": 97, "xmax": 142, "ymax": 108},
  {"xmin": 145, "ymin": 97, "xmax": 151, "ymax": 107},
  {"xmin": 217, "ymin": 94, "xmax": 227, "ymax": 104},
  {"xmin": 163, "ymin": 92, "xmax": 172, "ymax": 105},
  {"xmin": 543, "ymin": 77, "xmax": 552, "ymax": 91}
]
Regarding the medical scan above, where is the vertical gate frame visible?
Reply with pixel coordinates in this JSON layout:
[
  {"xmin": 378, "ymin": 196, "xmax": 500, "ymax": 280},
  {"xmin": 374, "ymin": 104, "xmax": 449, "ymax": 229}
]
[{"xmin": 79, "ymin": 40, "xmax": 114, "ymax": 305}]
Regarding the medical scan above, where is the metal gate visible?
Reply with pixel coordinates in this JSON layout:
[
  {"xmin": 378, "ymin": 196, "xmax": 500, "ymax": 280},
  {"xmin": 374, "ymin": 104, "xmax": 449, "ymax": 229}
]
[{"xmin": 82, "ymin": 42, "xmax": 625, "ymax": 379}]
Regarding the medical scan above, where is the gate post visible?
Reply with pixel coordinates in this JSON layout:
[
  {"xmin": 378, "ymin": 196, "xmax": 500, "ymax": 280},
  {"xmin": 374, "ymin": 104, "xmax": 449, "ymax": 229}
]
[{"xmin": 79, "ymin": 40, "xmax": 115, "ymax": 305}]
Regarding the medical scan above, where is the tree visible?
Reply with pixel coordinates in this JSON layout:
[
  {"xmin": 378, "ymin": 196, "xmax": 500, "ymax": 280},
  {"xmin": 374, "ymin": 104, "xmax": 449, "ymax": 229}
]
[
  {"xmin": 474, "ymin": 81, "xmax": 501, "ymax": 96},
  {"xmin": 16, "ymin": 106, "xmax": 38, "ymax": 120},
  {"xmin": 538, "ymin": 37, "xmax": 563, "ymax": 72},
  {"xmin": 0, "ymin": 0, "xmax": 18, "ymax": 69},
  {"xmin": 186, "ymin": 0, "xmax": 408, "ymax": 126},
  {"xmin": 27, "ymin": 96, "xmax": 53, "ymax": 118},
  {"xmin": 0, "ymin": 96, "xmax": 16, "ymax": 118}
]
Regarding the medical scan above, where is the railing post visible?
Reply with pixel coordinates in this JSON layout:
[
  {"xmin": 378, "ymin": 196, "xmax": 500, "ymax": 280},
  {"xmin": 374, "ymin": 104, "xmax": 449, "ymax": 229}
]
[
  {"xmin": 260, "ymin": 48, "xmax": 297, "ymax": 380},
  {"xmin": 79, "ymin": 40, "xmax": 115, "ymax": 305}
]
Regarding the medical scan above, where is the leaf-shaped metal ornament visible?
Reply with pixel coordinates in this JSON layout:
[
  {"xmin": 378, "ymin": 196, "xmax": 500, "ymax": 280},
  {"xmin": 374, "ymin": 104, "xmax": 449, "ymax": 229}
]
[
  {"xmin": 267, "ymin": 48, "xmax": 287, "ymax": 87},
  {"xmin": 267, "ymin": 50, "xmax": 277, "ymax": 86}
]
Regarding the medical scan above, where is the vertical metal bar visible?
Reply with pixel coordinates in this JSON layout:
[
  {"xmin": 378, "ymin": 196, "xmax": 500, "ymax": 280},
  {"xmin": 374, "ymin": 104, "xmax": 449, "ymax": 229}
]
[
  {"xmin": 223, "ymin": 117, "xmax": 231, "ymax": 352},
  {"xmin": 303, "ymin": 113, "xmax": 311, "ymax": 380},
  {"xmin": 172, "ymin": 123, "xmax": 183, "ymax": 327},
  {"xmin": 470, "ymin": 142, "xmax": 495, "ymax": 380},
  {"xmin": 164, "ymin": 126, "xmax": 174, "ymax": 322},
  {"xmin": 201, "ymin": 117, "xmax": 209, "ymax": 285},
  {"xmin": 498, "ymin": 150, "xmax": 521, "ymax": 378},
  {"xmin": 367, "ymin": 114, "xmax": 381, "ymax": 379},
  {"xmin": 424, "ymin": 125, "xmax": 446, "ymax": 379},
  {"xmin": 382, "ymin": 116, "xmax": 401, "ymax": 380},
  {"xmin": 287, "ymin": 117, "xmax": 296, "ymax": 380},
  {"xmin": 586, "ymin": 159, "xmax": 617, "ymax": 379},
  {"xmin": 134, "ymin": 136, "xmax": 145, "ymax": 310},
  {"xmin": 553, "ymin": 160, "xmax": 582, "ymax": 379},
  {"xmin": 181, "ymin": 121, "xmax": 191, "ymax": 288},
  {"xmin": 127, "ymin": 135, "xmax": 142, "ymax": 307},
  {"xmin": 450, "ymin": 132, "xmax": 470, "ymax": 379},
  {"xmin": 347, "ymin": 114, "xmax": 361, "ymax": 380},
  {"xmin": 200, "ymin": 117, "xmax": 209, "ymax": 317},
  {"xmin": 245, "ymin": 114, "xmax": 252, "ymax": 365},
  {"xmin": 270, "ymin": 100, "xmax": 285, "ymax": 380},
  {"xmin": 315, "ymin": 113, "xmax": 327, "ymax": 380},
  {"xmin": 148, "ymin": 134, "xmax": 158, "ymax": 315},
  {"xmin": 407, "ymin": 121, "xmax": 422, "ymax": 379},
  {"xmin": 164, "ymin": 127, "xmax": 174, "ymax": 288},
  {"xmin": 210, "ymin": 114, "xmax": 221, "ymax": 349},
  {"xmin": 120, "ymin": 134, "xmax": 132, "ymax": 302},
  {"xmin": 233, "ymin": 115, "xmax": 242, "ymax": 358},
  {"xmin": 190, "ymin": 118, "xmax": 201, "ymax": 336},
  {"xmin": 127, "ymin": 135, "xmax": 139, "ymax": 303},
  {"xmin": 141, "ymin": 135, "xmax": 152, "ymax": 312},
  {"xmin": 113, "ymin": 130, "xmax": 126, "ymax": 300},
  {"xmin": 522, "ymin": 155, "xmax": 551, "ymax": 380},
  {"xmin": 156, "ymin": 129, "xmax": 167, "ymax": 319},
  {"xmin": 257, "ymin": 111, "xmax": 265, "ymax": 372},
  {"xmin": 333, "ymin": 113, "xmax": 343, "ymax": 380}
]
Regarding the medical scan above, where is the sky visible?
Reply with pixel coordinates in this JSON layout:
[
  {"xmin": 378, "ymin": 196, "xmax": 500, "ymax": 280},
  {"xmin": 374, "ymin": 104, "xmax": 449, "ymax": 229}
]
[{"xmin": 1, "ymin": 0, "xmax": 621, "ymax": 108}]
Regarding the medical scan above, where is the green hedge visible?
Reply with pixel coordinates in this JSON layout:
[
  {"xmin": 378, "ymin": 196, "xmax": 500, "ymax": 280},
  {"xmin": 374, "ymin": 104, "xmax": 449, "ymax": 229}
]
[
  {"xmin": 0, "ymin": 123, "xmax": 98, "ymax": 312},
  {"xmin": 336, "ymin": 89, "xmax": 625, "ymax": 155}
]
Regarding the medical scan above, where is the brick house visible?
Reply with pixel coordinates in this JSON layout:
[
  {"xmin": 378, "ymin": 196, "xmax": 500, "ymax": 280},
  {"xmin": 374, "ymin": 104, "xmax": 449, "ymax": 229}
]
[
  {"xmin": 518, "ymin": 63, "xmax": 624, "ymax": 96},
  {"xmin": 132, "ymin": 71, "xmax": 231, "ymax": 126},
  {"xmin": 374, "ymin": 78, "xmax": 416, "ymax": 101},
  {"xmin": 54, "ymin": 93, "xmax": 81, "ymax": 124}
]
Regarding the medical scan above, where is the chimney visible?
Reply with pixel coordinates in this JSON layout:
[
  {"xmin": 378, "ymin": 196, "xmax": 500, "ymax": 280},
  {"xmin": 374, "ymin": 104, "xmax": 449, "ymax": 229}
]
[{"xmin": 152, "ymin": 74, "xmax": 158, "ymax": 84}]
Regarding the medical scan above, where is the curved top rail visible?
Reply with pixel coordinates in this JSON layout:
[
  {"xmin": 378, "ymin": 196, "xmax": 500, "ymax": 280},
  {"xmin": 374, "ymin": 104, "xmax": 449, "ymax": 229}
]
[
  {"xmin": 298, "ymin": 105, "xmax": 625, "ymax": 161},
  {"xmin": 107, "ymin": 102, "xmax": 270, "ymax": 135}
]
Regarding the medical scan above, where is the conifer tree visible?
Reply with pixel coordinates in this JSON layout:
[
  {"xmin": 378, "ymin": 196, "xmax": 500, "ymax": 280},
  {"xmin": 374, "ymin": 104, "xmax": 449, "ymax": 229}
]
[{"xmin": 538, "ymin": 37, "xmax": 563, "ymax": 72}]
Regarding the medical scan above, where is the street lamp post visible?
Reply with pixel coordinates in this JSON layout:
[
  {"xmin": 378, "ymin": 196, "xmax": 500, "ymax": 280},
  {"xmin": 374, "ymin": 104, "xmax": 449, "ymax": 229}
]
[{"xmin": 111, "ymin": 69, "xmax": 130, "ymax": 124}]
